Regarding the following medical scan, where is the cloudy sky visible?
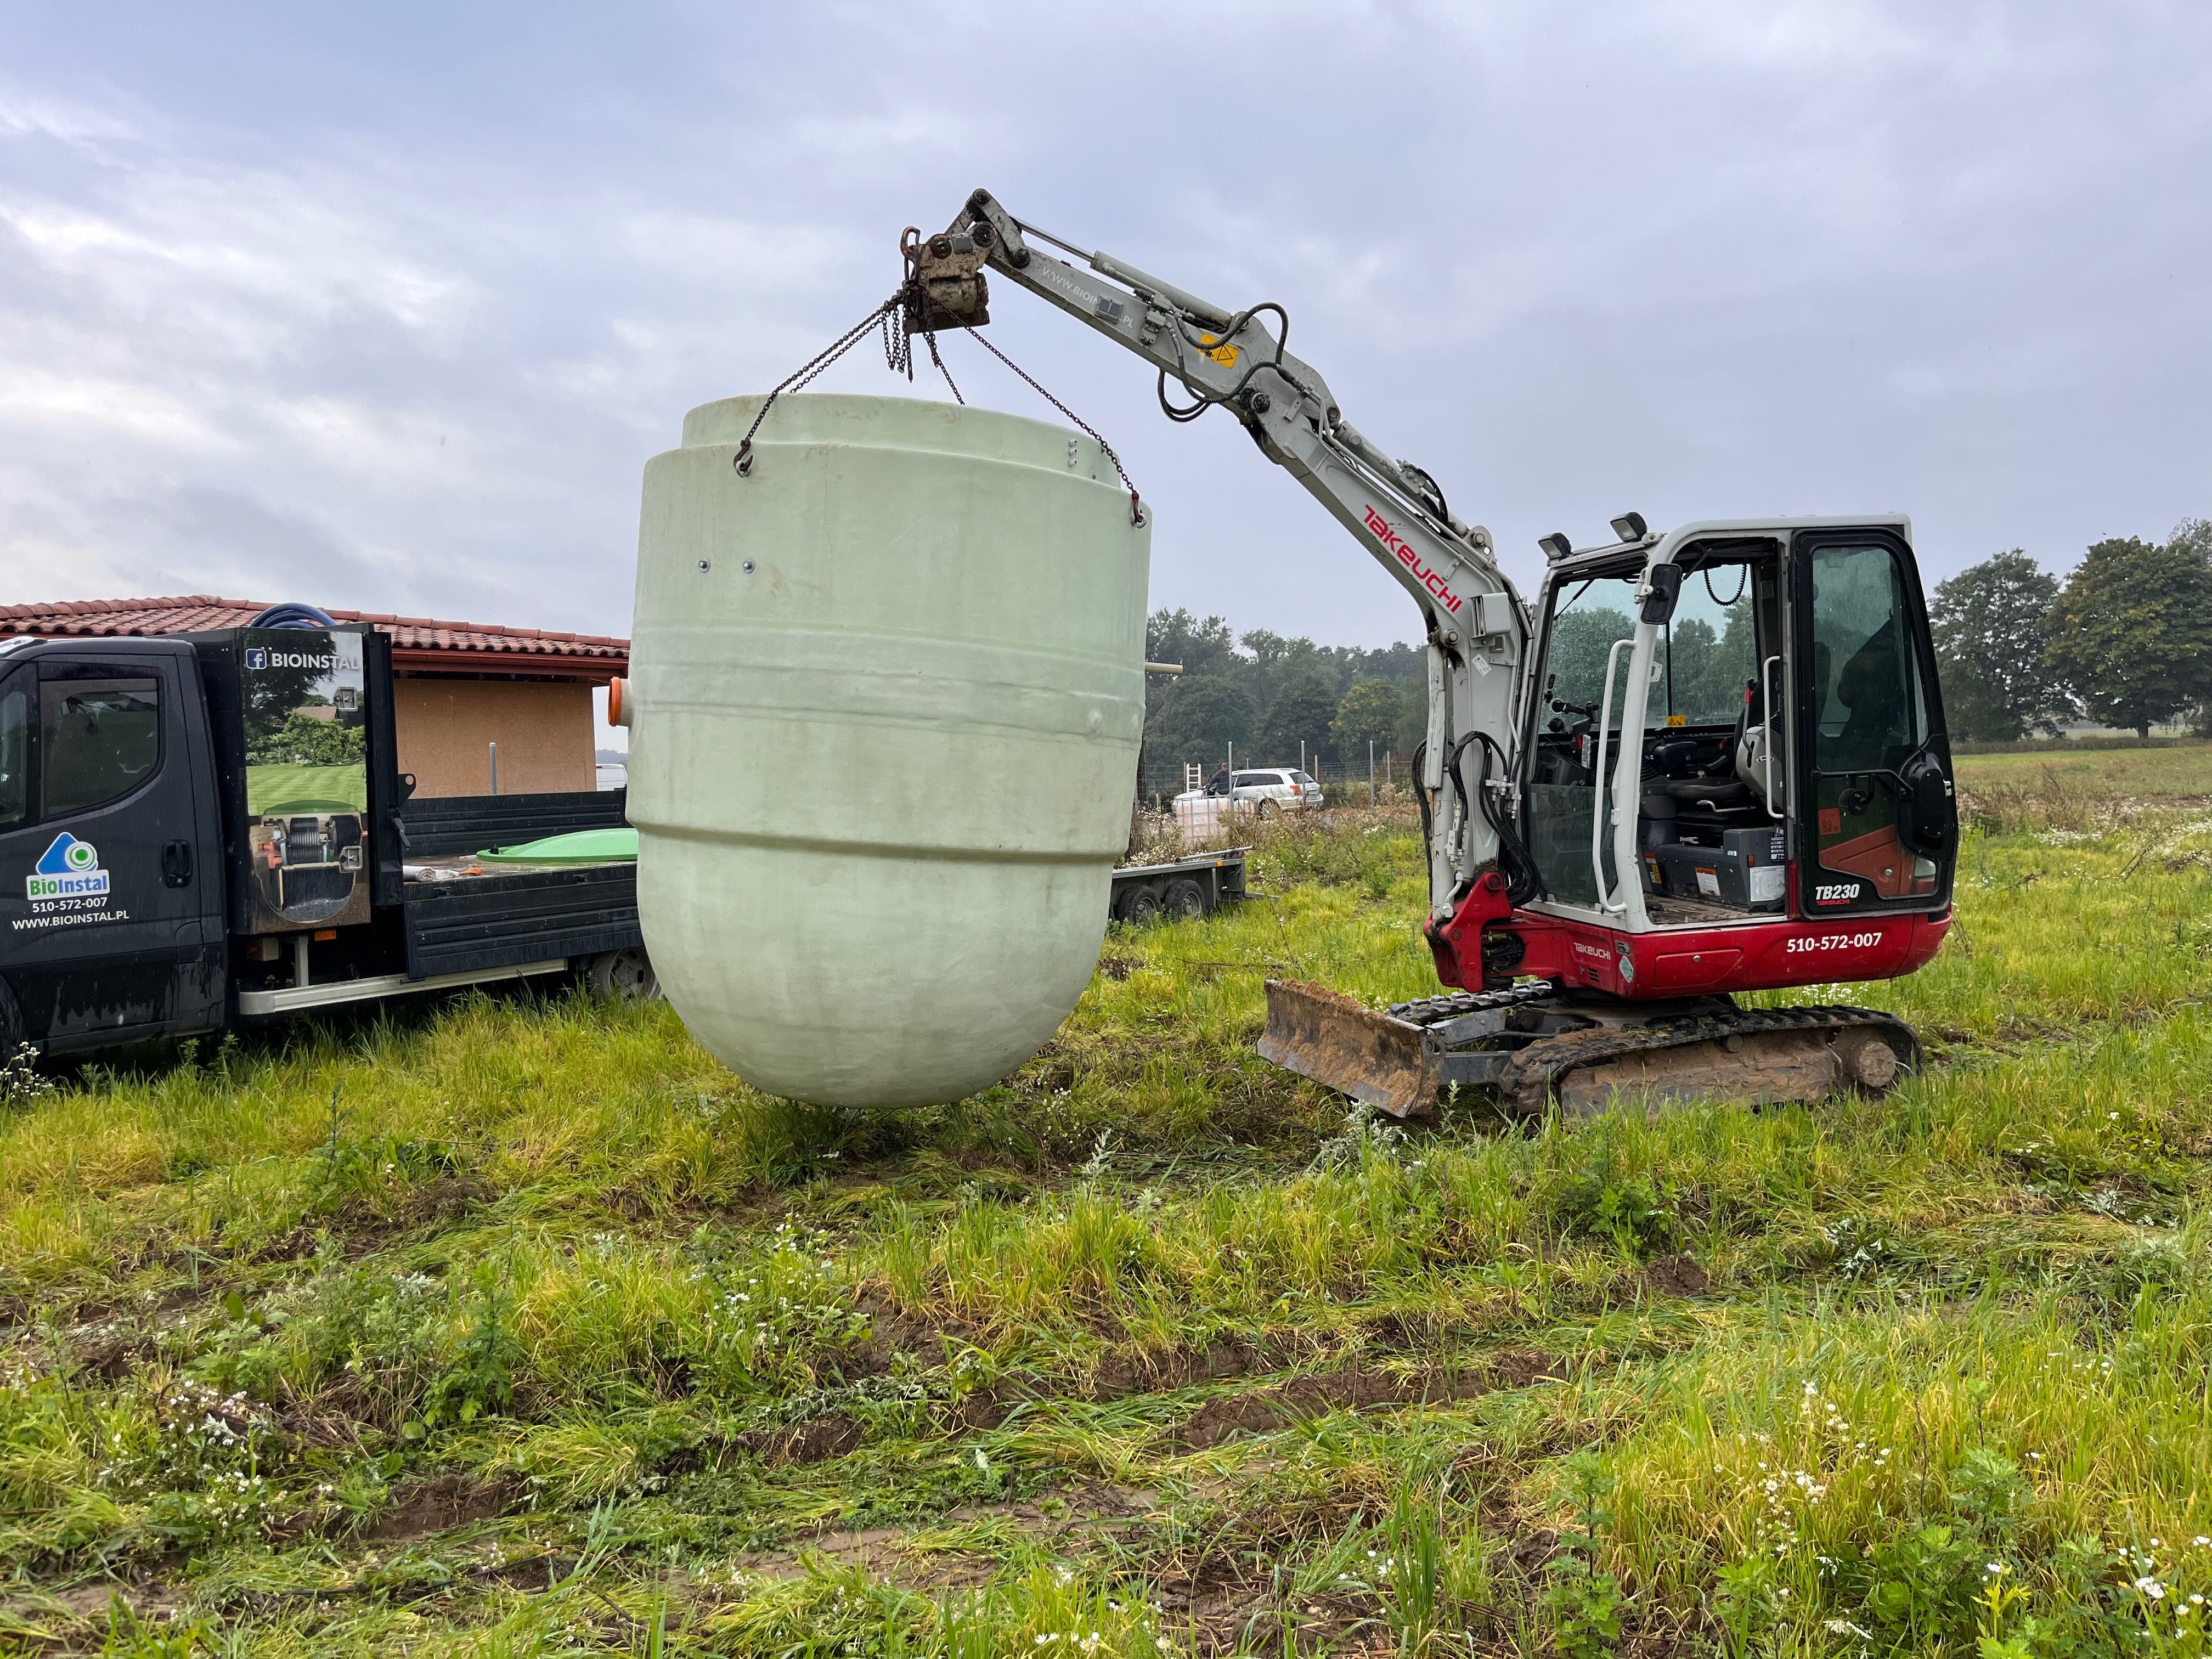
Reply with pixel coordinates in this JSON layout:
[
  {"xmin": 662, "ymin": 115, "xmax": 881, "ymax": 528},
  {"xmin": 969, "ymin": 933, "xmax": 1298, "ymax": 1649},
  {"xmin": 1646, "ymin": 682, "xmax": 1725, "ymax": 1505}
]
[{"xmin": 4, "ymin": 2, "xmax": 2208, "ymax": 675}]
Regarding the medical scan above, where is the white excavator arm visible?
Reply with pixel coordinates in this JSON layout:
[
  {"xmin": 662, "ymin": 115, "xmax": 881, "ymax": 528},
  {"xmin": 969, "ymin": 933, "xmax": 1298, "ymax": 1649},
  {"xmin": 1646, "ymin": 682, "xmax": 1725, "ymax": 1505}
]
[{"xmin": 921, "ymin": 189, "xmax": 1530, "ymax": 915}]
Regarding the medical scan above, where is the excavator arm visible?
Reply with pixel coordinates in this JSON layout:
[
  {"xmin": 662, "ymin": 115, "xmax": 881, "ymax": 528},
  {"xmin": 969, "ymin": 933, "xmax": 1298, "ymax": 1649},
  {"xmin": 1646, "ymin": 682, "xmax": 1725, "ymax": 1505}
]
[{"xmin": 921, "ymin": 190, "xmax": 1529, "ymax": 914}]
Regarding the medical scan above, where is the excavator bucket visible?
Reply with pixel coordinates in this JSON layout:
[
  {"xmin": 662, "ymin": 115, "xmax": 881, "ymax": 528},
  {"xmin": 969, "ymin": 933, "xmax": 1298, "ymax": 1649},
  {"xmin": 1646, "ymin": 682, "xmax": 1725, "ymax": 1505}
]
[{"xmin": 1258, "ymin": 979, "xmax": 1440, "ymax": 1118}]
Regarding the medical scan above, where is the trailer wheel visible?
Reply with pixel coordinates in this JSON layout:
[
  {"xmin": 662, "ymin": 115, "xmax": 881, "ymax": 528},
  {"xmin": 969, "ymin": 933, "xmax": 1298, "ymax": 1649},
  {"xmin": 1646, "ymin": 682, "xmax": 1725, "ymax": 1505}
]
[
  {"xmin": 1120, "ymin": 886, "xmax": 1164, "ymax": 925},
  {"xmin": 1165, "ymin": 878, "xmax": 1207, "ymax": 920},
  {"xmin": 588, "ymin": 947, "xmax": 661, "ymax": 1002}
]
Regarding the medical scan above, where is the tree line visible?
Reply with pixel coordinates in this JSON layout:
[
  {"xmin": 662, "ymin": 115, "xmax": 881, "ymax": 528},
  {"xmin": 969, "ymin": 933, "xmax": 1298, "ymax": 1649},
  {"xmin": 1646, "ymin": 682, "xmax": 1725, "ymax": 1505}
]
[
  {"xmin": 1142, "ymin": 610, "xmax": 1429, "ymax": 776},
  {"xmin": 1933, "ymin": 520, "xmax": 2212, "ymax": 741},
  {"xmin": 1141, "ymin": 518, "xmax": 2212, "ymax": 775}
]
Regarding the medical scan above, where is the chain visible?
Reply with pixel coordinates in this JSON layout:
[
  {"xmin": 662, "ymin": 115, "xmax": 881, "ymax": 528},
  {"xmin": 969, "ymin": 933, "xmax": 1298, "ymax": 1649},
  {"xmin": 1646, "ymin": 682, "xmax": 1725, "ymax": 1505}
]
[
  {"xmin": 962, "ymin": 330, "xmax": 1143, "ymax": 526},
  {"xmin": 733, "ymin": 277, "xmax": 965, "ymax": 475},
  {"xmin": 732, "ymin": 265, "xmax": 1142, "ymax": 533}
]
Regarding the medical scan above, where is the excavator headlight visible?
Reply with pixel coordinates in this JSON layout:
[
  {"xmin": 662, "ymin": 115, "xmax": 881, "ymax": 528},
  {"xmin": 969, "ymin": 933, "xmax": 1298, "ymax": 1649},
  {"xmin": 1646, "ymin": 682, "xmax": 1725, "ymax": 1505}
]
[
  {"xmin": 1539, "ymin": 532, "xmax": 1574, "ymax": 560},
  {"xmin": 1610, "ymin": 511, "xmax": 1649, "ymax": 541}
]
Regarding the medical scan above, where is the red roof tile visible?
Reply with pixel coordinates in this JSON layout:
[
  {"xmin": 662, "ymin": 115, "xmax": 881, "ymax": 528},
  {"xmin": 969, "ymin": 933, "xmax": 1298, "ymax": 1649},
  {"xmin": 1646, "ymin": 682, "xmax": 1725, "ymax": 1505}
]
[{"xmin": 0, "ymin": 595, "xmax": 628, "ymax": 669}]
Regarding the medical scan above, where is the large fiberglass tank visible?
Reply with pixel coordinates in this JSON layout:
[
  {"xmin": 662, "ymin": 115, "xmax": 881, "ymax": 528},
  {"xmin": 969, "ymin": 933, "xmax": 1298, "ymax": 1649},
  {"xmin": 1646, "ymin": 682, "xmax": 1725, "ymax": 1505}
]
[{"xmin": 625, "ymin": 393, "xmax": 1152, "ymax": 1108}]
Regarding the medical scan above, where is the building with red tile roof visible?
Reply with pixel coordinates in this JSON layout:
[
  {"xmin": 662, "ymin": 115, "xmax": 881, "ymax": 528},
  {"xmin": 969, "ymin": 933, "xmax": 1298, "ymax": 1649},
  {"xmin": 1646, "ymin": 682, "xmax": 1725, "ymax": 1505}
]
[{"xmin": 0, "ymin": 595, "xmax": 629, "ymax": 798}]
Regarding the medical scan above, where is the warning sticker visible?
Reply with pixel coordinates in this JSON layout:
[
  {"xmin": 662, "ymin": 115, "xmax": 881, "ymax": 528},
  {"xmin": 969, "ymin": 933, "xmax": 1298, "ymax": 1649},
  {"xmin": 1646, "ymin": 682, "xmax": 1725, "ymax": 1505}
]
[
  {"xmin": 1695, "ymin": 867, "xmax": 1721, "ymax": 898},
  {"xmin": 1751, "ymin": 865, "xmax": 1786, "ymax": 904}
]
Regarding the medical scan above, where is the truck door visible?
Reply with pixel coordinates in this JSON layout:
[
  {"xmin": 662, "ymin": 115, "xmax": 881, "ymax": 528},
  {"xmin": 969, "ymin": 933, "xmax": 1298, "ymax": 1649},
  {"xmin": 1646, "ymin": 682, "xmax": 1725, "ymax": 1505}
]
[{"xmin": 0, "ymin": 643, "xmax": 227, "ymax": 1052}]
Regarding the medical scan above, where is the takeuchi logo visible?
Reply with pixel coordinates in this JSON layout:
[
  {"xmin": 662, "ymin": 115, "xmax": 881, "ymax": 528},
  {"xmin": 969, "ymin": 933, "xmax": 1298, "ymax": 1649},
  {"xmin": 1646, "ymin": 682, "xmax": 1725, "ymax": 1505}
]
[
  {"xmin": 24, "ymin": 832, "xmax": 110, "ymax": 900},
  {"xmin": 1361, "ymin": 505, "xmax": 1465, "ymax": 615}
]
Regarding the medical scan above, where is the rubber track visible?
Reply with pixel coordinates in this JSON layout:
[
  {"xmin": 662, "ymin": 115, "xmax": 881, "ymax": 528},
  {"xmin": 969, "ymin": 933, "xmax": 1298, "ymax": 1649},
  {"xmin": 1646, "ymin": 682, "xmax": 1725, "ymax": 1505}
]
[
  {"xmin": 1387, "ymin": 984, "xmax": 1555, "ymax": 1027},
  {"xmin": 1494, "ymin": 1003, "xmax": 1919, "ymax": 1119}
]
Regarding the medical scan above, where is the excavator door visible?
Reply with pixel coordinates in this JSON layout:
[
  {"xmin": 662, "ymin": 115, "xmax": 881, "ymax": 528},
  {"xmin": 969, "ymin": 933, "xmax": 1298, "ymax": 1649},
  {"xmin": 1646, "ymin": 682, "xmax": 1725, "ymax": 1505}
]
[{"xmin": 1790, "ymin": 528, "xmax": 1957, "ymax": 915}]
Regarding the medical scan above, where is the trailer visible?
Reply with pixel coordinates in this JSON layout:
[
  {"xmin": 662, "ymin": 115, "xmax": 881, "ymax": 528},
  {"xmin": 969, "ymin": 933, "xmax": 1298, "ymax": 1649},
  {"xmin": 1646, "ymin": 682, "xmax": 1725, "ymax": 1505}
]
[
  {"xmin": 1108, "ymin": 848, "xmax": 1248, "ymax": 924},
  {"xmin": 0, "ymin": 622, "xmax": 645, "ymax": 1056}
]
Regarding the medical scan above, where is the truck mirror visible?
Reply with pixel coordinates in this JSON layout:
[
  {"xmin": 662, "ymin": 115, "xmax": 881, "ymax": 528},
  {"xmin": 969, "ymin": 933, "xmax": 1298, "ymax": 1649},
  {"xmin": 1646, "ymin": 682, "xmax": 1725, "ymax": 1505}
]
[{"xmin": 1638, "ymin": 563, "xmax": 1683, "ymax": 625}]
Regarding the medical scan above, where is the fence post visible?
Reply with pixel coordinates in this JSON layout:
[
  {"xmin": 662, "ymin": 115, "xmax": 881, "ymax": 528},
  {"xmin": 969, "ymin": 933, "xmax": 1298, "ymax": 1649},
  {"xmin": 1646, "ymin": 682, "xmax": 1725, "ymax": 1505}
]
[
  {"xmin": 488, "ymin": 741, "xmax": 499, "ymax": 795},
  {"xmin": 1368, "ymin": 740, "xmax": 1375, "ymax": 811}
]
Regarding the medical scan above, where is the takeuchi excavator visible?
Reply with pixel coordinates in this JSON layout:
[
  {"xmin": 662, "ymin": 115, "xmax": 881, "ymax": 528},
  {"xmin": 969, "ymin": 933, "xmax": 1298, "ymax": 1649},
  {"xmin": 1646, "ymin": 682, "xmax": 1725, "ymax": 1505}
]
[{"xmin": 913, "ymin": 189, "xmax": 1959, "ymax": 1119}]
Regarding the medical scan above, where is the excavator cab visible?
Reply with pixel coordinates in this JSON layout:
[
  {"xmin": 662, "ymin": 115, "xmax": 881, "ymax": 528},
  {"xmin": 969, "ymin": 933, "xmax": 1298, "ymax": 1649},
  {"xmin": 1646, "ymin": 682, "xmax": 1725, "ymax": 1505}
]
[{"xmin": 1519, "ymin": 519, "xmax": 1956, "ymax": 941}]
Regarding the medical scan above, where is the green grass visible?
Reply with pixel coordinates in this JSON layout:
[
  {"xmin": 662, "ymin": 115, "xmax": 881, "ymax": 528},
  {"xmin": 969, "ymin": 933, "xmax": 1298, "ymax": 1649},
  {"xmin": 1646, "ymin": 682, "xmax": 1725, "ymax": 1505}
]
[
  {"xmin": 246, "ymin": 763, "xmax": 367, "ymax": 814},
  {"xmin": 1954, "ymin": 737, "xmax": 2212, "ymax": 800},
  {"xmin": 3, "ymin": 798, "xmax": 2211, "ymax": 1656}
]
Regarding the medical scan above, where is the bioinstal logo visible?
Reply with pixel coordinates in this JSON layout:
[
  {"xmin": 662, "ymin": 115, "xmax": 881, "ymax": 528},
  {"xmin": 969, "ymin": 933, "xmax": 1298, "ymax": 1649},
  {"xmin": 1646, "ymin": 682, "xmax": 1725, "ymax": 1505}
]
[{"xmin": 24, "ymin": 833, "xmax": 110, "ymax": 900}]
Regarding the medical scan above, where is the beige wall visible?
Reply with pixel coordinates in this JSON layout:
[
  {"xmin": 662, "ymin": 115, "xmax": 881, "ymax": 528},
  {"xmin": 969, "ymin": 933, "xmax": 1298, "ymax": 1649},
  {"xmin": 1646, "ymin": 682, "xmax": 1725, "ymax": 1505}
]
[{"xmin": 394, "ymin": 676, "xmax": 596, "ymax": 798}]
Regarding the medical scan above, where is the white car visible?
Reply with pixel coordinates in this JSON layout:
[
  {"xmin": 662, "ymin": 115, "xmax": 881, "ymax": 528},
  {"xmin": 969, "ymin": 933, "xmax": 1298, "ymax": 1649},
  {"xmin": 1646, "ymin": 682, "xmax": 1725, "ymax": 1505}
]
[{"xmin": 1178, "ymin": 767, "xmax": 1324, "ymax": 818}]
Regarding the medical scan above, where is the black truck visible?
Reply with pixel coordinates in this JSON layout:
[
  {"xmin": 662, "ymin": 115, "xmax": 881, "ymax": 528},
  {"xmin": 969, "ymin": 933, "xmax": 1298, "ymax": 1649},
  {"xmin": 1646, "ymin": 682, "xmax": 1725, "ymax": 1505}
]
[{"xmin": 0, "ymin": 622, "xmax": 645, "ymax": 1057}]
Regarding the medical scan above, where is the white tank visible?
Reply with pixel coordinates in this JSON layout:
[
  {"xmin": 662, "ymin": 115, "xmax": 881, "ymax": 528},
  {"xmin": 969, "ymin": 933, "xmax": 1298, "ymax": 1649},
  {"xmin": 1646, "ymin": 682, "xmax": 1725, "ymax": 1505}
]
[{"xmin": 625, "ymin": 393, "xmax": 1151, "ymax": 1108}]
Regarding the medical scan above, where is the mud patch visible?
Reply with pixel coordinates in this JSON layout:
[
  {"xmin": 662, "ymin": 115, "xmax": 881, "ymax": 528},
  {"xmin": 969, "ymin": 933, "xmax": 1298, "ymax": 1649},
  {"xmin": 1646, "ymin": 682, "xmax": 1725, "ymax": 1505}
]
[
  {"xmin": 1642, "ymin": 1253, "xmax": 1712, "ymax": 1297},
  {"xmin": 738, "ymin": 1526, "xmax": 985, "ymax": 1590},
  {"xmin": 370, "ymin": 1476, "xmax": 512, "ymax": 1542},
  {"xmin": 938, "ymin": 1386, "xmax": 1014, "ymax": 1436},
  {"xmin": 1091, "ymin": 1336, "xmax": 1276, "ymax": 1399},
  {"xmin": 1486, "ymin": 1349, "xmax": 1572, "ymax": 1390},
  {"xmin": 1176, "ymin": 1365, "xmax": 1491, "ymax": 1450},
  {"xmin": 737, "ymin": 1417, "xmax": 865, "ymax": 1466},
  {"xmin": 739, "ymin": 1485, "xmax": 1158, "ymax": 1589},
  {"xmin": 1, "ymin": 1575, "xmax": 189, "ymax": 1639},
  {"xmin": 843, "ymin": 1293, "xmax": 966, "ymax": 1378}
]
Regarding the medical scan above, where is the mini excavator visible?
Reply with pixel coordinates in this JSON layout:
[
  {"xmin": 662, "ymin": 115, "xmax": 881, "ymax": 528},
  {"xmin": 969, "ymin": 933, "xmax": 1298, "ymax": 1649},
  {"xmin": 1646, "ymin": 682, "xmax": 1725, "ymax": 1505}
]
[{"xmin": 911, "ymin": 190, "xmax": 1959, "ymax": 1119}]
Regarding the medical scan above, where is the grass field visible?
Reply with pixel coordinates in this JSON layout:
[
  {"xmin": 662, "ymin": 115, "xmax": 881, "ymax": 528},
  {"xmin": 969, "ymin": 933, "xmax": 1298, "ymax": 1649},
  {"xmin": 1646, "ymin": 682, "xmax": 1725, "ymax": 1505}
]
[
  {"xmin": 4, "ymin": 747, "xmax": 2211, "ymax": 1656},
  {"xmin": 1954, "ymin": 743, "xmax": 2212, "ymax": 802},
  {"xmin": 246, "ymin": 764, "xmax": 368, "ymax": 816}
]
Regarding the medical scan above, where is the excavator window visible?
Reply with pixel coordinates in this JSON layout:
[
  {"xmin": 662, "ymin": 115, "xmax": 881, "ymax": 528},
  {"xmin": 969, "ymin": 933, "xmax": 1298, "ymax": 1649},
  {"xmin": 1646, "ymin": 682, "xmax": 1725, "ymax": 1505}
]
[
  {"xmin": 1803, "ymin": 540, "xmax": 1943, "ymax": 906},
  {"xmin": 1527, "ymin": 548, "xmax": 1792, "ymax": 922},
  {"xmin": 1525, "ymin": 570, "xmax": 1640, "ymax": 907}
]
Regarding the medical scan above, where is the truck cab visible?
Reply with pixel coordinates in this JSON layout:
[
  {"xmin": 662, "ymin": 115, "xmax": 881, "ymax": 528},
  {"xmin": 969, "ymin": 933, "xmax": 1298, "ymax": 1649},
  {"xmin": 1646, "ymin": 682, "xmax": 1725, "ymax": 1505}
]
[
  {"xmin": 0, "ymin": 636, "xmax": 227, "ymax": 1052},
  {"xmin": 0, "ymin": 623, "xmax": 644, "ymax": 1056}
]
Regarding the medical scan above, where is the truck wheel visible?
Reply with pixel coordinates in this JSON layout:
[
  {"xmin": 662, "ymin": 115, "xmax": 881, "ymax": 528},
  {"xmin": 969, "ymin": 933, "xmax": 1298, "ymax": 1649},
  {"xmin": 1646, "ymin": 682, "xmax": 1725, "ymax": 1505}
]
[
  {"xmin": 1121, "ymin": 886, "xmax": 1164, "ymax": 925},
  {"xmin": 588, "ymin": 948, "xmax": 661, "ymax": 1002},
  {"xmin": 1165, "ymin": 879, "xmax": 1207, "ymax": 920}
]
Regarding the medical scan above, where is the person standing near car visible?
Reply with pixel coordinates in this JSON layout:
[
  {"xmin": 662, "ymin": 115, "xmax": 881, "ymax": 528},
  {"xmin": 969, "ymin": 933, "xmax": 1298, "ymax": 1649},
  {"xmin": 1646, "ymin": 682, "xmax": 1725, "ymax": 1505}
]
[{"xmin": 1207, "ymin": 764, "xmax": 1231, "ymax": 797}]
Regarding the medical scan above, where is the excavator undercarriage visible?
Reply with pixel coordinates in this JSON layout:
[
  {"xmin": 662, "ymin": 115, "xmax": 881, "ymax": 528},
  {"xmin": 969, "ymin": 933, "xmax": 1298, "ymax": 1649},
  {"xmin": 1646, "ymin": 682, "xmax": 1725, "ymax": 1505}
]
[{"xmin": 1259, "ymin": 978, "xmax": 1917, "ymax": 1120}]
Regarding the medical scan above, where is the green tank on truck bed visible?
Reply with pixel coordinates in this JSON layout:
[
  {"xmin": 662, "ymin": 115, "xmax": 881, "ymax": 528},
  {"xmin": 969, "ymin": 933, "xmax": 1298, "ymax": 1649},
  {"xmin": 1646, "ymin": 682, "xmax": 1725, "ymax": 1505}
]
[{"xmin": 0, "ymin": 622, "xmax": 649, "ymax": 1057}]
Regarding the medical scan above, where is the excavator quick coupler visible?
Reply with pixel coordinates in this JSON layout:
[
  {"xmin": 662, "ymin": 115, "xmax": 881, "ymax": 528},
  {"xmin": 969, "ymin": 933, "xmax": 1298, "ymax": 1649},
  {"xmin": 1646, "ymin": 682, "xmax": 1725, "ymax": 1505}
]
[{"xmin": 902, "ymin": 222, "xmax": 994, "ymax": 333}]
